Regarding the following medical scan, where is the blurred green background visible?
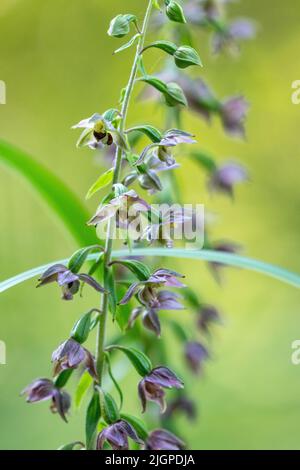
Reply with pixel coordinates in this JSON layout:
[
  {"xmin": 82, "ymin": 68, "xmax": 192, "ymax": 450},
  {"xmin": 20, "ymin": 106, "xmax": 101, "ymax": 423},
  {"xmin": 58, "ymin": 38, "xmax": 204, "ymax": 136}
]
[{"xmin": 1, "ymin": 0, "xmax": 300, "ymax": 450}]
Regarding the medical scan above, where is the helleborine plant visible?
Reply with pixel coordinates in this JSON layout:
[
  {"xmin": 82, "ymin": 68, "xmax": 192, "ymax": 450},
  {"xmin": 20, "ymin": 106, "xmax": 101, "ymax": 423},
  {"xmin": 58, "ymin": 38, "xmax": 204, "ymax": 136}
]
[{"xmin": 0, "ymin": 0, "xmax": 299, "ymax": 452}]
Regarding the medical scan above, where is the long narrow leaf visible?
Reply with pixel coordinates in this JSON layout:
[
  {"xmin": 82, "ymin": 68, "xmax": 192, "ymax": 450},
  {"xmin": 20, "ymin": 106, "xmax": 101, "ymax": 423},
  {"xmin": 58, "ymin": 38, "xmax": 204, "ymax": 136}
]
[
  {"xmin": 1, "ymin": 248, "xmax": 299, "ymax": 293},
  {"xmin": 0, "ymin": 139, "xmax": 96, "ymax": 247}
]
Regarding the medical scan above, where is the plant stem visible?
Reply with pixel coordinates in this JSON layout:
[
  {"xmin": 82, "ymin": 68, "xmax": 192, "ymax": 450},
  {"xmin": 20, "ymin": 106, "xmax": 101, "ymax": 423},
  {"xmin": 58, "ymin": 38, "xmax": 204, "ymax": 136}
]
[{"xmin": 95, "ymin": 0, "xmax": 153, "ymax": 384}]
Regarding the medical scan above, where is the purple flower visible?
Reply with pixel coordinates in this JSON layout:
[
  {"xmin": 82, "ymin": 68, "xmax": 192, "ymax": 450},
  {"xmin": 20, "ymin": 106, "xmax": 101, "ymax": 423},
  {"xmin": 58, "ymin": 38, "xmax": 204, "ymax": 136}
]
[
  {"xmin": 142, "ymin": 206, "xmax": 193, "ymax": 247},
  {"xmin": 165, "ymin": 395, "xmax": 197, "ymax": 421},
  {"xmin": 185, "ymin": 341, "xmax": 209, "ymax": 374},
  {"xmin": 97, "ymin": 420, "xmax": 142, "ymax": 450},
  {"xmin": 212, "ymin": 18, "xmax": 256, "ymax": 55},
  {"xmin": 136, "ymin": 129, "xmax": 196, "ymax": 166},
  {"xmin": 52, "ymin": 338, "xmax": 97, "ymax": 379},
  {"xmin": 37, "ymin": 264, "xmax": 106, "ymax": 300},
  {"xmin": 128, "ymin": 291, "xmax": 184, "ymax": 337},
  {"xmin": 120, "ymin": 269, "xmax": 185, "ymax": 336},
  {"xmin": 145, "ymin": 429, "xmax": 185, "ymax": 450},
  {"xmin": 220, "ymin": 96, "xmax": 249, "ymax": 138},
  {"xmin": 88, "ymin": 189, "xmax": 149, "ymax": 227},
  {"xmin": 138, "ymin": 367, "xmax": 184, "ymax": 413},
  {"xmin": 21, "ymin": 378, "xmax": 71, "ymax": 422},
  {"xmin": 120, "ymin": 269, "xmax": 186, "ymax": 305},
  {"xmin": 177, "ymin": 76, "xmax": 220, "ymax": 122},
  {"xmin": 197, "ymin": 305, "xmax": 221, "ymax": 334},
  {"xmin": 209, "ymin": 162, "xmax": 248, "ymax": 197}
]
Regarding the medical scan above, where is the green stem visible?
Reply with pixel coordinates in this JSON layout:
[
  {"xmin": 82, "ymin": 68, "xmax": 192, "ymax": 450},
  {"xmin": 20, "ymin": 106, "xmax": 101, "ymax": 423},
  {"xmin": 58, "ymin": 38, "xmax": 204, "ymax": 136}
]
[{"xmin": 95, "ymin": 0, "xmax": 153, "ymax": 384}]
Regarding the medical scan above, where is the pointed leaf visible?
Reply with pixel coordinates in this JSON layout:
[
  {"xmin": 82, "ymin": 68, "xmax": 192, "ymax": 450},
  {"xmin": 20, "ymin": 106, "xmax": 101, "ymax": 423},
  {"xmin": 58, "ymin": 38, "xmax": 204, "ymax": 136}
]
[
  {"xmin": 126, "ymin": 125, "xmax": 162, "ymax": 143},
  {"xmin": 97, "ymin": 387, "xmax": 120, "ymax": 425},
  {"xmin": 110, "ymin": 259, "xmax": 151, "ymax": 281},
  {"xmin": 86, "ymin": 168, "xmax": 114, "ymax": 200},
  {"xmin": 106, "ymin": 346, "xmax": 152, "ymax": 377},
  {"xmin": 114, "ymin": 33, "xmax": 141, "ymax": 54},
  {"xmin": 68, "ymin": 245, "xmax": 103, "ymax": 273},
  {"xmin": 86, "ymin": 392, "xmax": 101, "ymax": 450},
  {"xmin": 105, "ymin": 353, "xmax": 123, "ymax": 410},
  {"xmin": 75, "ymin": 371, "xmax": 93, "ymax": 410},
  {"xmin": 142, "ymin": 40, "xmax": 178, "ymax": 55}
]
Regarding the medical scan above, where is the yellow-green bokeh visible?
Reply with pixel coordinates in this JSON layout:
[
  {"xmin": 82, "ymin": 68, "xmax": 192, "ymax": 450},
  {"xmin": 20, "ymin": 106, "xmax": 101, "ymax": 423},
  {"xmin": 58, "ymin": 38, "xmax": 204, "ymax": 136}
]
[{"xmin": 0, "ymin": 0, "xmax": 300, "ymax": 449}]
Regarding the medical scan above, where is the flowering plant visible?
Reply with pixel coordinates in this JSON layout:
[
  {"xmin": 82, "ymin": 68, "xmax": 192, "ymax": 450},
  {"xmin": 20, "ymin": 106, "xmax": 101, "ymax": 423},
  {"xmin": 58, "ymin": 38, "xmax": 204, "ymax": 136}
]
[{"xmin": 1, "ymin": 0, "xmax": 299, "ymax": 452}]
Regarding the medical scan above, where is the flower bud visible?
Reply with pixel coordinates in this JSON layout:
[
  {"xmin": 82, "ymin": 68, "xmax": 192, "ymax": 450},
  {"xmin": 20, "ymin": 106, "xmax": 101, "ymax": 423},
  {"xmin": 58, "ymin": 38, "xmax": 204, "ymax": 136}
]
[
  {"xmin": 174, "ymin": 46, "xmax": 202, "ymax": 69},
  {"xmin": 166, "ymin": 1, "xmax": 186, "ymax": 24}
]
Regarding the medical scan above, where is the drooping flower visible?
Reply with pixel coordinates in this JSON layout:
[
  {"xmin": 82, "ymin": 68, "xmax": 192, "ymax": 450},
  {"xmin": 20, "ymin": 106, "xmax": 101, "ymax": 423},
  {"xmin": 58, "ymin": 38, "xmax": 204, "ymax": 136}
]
[
  {"xmin": 136, "ymin": 129, "xmax": 196, "ymax": 166},
  {"xmin": 138, "ymin": 367, "xmax": 184, "ymax": 412},
  {"xmin": 165, "ymin": 395, "xmax": 197, "ymax": 421},
  {"xmin": 72, "ymin": 113, "xmax": 126, "ymax": 150},
  {"xmin": 145, "ymin": 429, "xmax": 185, "ymax": 450},
  {"xmin": 197, "ymin": 305, "xmax": 221, "ymax": 334},
  {"xmin": 177, "ymin": 76, "xmax": 221, "ymax": 122},
  {"xmin": 87, "ymin": 189, "xmax": 149, "ymax": 228},
  {"xmin": 208, "ymin": 162, "xmax": 248, "ymax": 197},
  {"xmin": 52, "ymin": 338, "xmax": 97, "ymax": 379},
  {"xmin": 142, "ymin": 205, "xmax": 193, "ymax": 247},
  {"xmin": 185, "ymin": 341, "xmax": 209, "ymax": 374},
  {"xmin": 120, "ymin": 268, "xmax": 186, "ymax": 305},
  {"xmin": 121, "ymin": 269, "xmax": 185, "ymax": 336},
  {"xmin": 212, "ymin": 18, "xmax": 256, "ymax": 55},
  {"xmin": 220, "ymin": 96, "xmax": 249, "ymax": 138},
  {"xmin": 128, "ymin": 291, "xmax": 184, "ymax": 336},
  {"xmin": 21, "ymin": 378, "xmax": 71, "ymax": 422},
  {"xmin": 97, "ymin": 420, "xmax": 142, "ymax": 450},
  {"xmin": 37, "ymin": 264, "xmax": 106, "ymax": 300}
]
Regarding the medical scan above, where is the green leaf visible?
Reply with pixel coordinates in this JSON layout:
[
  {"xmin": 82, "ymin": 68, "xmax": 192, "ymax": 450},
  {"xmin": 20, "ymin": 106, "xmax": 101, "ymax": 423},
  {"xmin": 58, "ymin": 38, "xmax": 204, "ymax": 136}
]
[
  {"xmin": 71, "ymin": 309, "xmax": 101, "ymax": 344},
  {"xmin": 86, "ymin": 392, "xmax": 101, "ymax": 450},
  {"xmin": 86, "ymin": 168, "xmax": 114, "ymax": 200},
  {"xmin": 102, "ymin": 108, "xmax": 121, "ymax": 123},
  {"xmin": 110, "ymin": 259, "xmax": 151, "ymax": 281},
  {"xmin": 2, "ymin": 248, "xmax": 300, "ymax": 291},
  {"xmin": 106, "ymin": 346, "xmax": 152, "ymax": 377},
  {"xmin": 97, "ymin": 387, "xmax": 120, "ymax": 424},
  {"xmin": 139, "ymin": 75, "xmax": 168, "ymax": 94},
  {"xmin": 165, "ymin": 1, "xmax": 186, "ymax": 24},
  {"xmin": 190, "ymin": 150, "xmax": 217, "ymax": 173},
  {"xmin": 120, "ymin": 413, "xmax": 148, "ymax": 440},
  {"xmin": 105, "ymin": 353, "xmax": 123, "ymax": 410},
  {"xmin": 126, "ymin": 125, "xmax": 162, "ymax": 143},
  {"xmin": 138, "ymin": 76, "xmax": 186, "ymax": 107},
  {"xmin": 174, "ymin": 45, "xmax": 203, "ymax": 68},
  {"xmin": 142, "ymin": 40, "xmax": 178, "ymax": 55},
  {"xmin": 0, "ymin": 140, "xmax": 97, "ymax": 247},
  {"xmin": 54, "ymin": 369, "xmax": 73, "ymax": 388},
  {"xmin": 58, "ymin": 441, "xmax": 85, "ymax": 450},
  {"xmin": 68, "ymin": 245, "xmax": 103, "ymax": 273},
  {"xmin": 75, "ymin": 370, "xmax": 93, "ymax": 410},
  {"xmin": 108, "ymin": 14, "xmax": 138, "ymax": 38},
  {"xmin": 114, "ymin": 33, "xmax": 141, "ymax": 54}
]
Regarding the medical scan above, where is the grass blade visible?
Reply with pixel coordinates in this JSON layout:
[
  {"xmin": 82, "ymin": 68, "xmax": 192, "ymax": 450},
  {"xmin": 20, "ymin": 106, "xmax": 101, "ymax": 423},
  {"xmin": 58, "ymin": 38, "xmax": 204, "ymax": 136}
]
[
  {"xmin": 1, "ymin": 248, "xmax": 299, "ymax": 293},
  {"xmin": 0, "ymin": 139, "xmax": 96, "ymax": 247}
]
